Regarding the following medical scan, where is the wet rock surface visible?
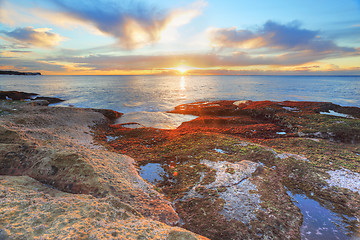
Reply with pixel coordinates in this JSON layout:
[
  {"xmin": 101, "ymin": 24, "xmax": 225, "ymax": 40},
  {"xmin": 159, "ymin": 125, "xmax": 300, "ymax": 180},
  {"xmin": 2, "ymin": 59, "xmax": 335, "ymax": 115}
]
[
  {"xmin": 0, "ymin": 91, "xmax": 38, "ymax": 100},
  {"xmin": 199, "ymin": 160, "xmax": 263, "ymax": 223},
  {"xmin": 326, "ymin": 169, "xmax": 360, "ymax": 194},
  {"xmin": 0, "ymin": 91, "xmax": 63, "ymax": 105}
]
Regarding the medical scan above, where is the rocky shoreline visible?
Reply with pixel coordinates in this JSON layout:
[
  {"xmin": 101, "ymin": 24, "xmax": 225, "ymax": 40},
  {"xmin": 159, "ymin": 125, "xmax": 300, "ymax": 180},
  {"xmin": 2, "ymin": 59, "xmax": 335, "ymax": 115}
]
[
  {"xmin": 1, "ymin": 92, "xmax": 360, "ymax": 239},
  {"xmin": 0, "ymin": 92, "xmax": 205, "ymax": 239}
]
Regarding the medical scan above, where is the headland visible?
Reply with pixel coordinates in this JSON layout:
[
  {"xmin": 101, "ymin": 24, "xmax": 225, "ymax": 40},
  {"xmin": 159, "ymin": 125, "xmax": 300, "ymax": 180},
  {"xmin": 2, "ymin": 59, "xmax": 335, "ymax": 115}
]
[{"xmin": 0, "ymin": 70, "xmax": 41, "ymax": 75}]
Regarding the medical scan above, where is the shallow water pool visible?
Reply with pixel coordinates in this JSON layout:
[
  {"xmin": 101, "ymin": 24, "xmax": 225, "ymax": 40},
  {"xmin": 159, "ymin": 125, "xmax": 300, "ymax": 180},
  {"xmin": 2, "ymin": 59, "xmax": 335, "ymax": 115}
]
[
  {"xmin": 139, "ymin": 163, "xmax": 166, "ymax": 183},
  {"xmin": 287, "ymin": 191, "xmax": 359, "ymax": 240}
]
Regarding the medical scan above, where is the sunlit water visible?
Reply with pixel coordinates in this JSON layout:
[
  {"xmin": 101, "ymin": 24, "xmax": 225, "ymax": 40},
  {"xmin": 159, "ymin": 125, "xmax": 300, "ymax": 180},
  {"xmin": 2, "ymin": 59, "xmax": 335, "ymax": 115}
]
[
  {"xmin": 1, "ymin": 75, "xmax": 359, "ymax": 111},
  {"xmin": 1, "ymin": 75, "xmax": 359, "ymax": 128}
]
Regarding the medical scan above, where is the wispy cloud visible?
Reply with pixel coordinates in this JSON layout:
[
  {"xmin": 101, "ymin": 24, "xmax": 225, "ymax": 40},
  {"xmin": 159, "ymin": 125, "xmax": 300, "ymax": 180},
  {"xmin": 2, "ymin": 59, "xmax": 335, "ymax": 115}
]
[
  {"xmin": 1, "ymin": 27, "xmax": 65, "ymax": 48},
  {"xmin": 45, "ymin": 0, "xmax": 206, "ymax": 49},
  {"xmin": 3, "ymin": 50, "xmax": 359, "ymax": 75},
  {"xmin": 0, "ymin": 50, "xmax": 32, "ymax": 57},
  {"xmin": 0, "ymin": 56, "xmax": 66, "ymax": 72},
  {"xmin": 209, "ymin": 21, "xmax": 355, "ymax": 53},
  {"xmin": 43, "ymin": 50, "xmax": 350, "ymax": 72}
]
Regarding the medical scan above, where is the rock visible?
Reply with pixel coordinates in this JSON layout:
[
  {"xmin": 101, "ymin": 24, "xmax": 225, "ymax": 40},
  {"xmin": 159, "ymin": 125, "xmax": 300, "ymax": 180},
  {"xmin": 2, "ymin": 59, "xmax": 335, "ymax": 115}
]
[
  {"xmin": 94, "ymin": 108, "xmax": 123, "ymax": 122},
  {"xmin": 0, "ymin": 175, "xmax": 205, "ymax": 239},
  {"xmin": 200, "ymin": 160, "xmax": 263, "ymax": 224},
  {"xmin": 0, "ymin": 101, "xmax": 179, "ymax": 225},
  {"xmin": 34, "ymin": 96, "xmax": 64, "ymax": 104},
  {"xmin": 0, "ymin": 91, "xmax": 38, "ymax": 100},
  {"xmin": 0, "ymin": 229, "xmax": 9, "ymax": 240},
  {"xmin": 326, "ymin": 169, "xmax": 360, "ymax": 194},
  {"xmin": 0, "ymin": 70, "xmax": 41, "ymax": 75},
  {"xmin": 172, "ymin": 100, "xmax": 360, "ymax": 143},
  {"xmin": 93, "ymin": 99, "xmax": 360, "ymax": 239},
  {"xmin": 29, "ymin": 99, "xmax": 50, "ymax": 106},
  {"xmin": 170, "ymin": 100, "xmax": 239, "ymax": 116},
  {"xmin": 200, "ymin": 160, "xmax": 260, "ymax": 188},
  {"xmin": 0, "ymin": 91, "xmax": 64, "ymax": 106},
  {"xmin": 167, "ymin": 231, "xmax": 199, "ymax": 240}
]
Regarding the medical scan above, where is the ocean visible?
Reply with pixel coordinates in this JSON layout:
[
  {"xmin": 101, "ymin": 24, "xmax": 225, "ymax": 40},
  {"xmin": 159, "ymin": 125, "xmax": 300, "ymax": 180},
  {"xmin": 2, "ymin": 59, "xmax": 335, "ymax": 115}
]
[{"xmin": 1, "ymin": 75, "xmax": 359, "ymax": 128}]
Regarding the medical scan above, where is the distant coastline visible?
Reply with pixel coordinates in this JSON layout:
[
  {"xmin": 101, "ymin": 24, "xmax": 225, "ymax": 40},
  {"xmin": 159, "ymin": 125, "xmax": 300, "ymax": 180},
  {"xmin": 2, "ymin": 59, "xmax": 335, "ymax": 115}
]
[{"xmin": 0, "ymin": 70, "xmax": 41, "ymax": 75}]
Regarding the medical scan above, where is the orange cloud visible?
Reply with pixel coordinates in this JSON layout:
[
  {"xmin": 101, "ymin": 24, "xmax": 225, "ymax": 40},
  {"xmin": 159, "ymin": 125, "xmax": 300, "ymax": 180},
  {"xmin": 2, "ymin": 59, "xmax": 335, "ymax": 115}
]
[
  {"xmin": 0, "ymin": 50, "xmax": 32, "ymax": 57},
  {"xmin": 44, "ymin": 0, "xmax": 206, "ymax": 49},
  {"xmin": 1, "ymin": 27, "xmax": 65, "ymax": 48}
]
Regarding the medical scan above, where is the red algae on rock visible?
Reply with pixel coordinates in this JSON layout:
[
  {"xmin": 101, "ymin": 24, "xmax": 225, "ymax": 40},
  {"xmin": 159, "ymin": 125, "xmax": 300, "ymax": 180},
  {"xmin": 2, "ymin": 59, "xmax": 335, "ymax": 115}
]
[
  {"xmin": 93, "ymin": 99, "xmax": 360, "ymax": 239},
  {"xmin": 171, "ymin": 100, "xmax": 360, "ymax": 143}
]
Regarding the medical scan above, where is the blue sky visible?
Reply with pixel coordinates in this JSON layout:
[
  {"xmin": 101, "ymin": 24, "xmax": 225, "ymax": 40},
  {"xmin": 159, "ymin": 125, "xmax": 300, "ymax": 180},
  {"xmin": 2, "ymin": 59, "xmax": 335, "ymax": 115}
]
[{"xmin": 0, "ymin": 0, "xmax": 359, "ymax": 74}]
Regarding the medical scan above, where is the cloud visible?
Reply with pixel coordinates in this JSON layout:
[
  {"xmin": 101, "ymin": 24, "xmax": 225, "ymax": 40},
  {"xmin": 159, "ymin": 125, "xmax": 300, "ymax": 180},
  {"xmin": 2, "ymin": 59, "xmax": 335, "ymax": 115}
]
[
  {"xmin": 40, "ymin": 51, "xmax": 326, "ymax": 72},
  {"xmin": 0, "ymin": 50, "xmax": 32, "ymax": 57},
  {"xmin": 0, "ymin": 56, "xmax": 66, "ymax": 72},
  {"xmin": 41, "ymin": 52, "xmax": 360, "ymax": 75},
  {"xmin": 46, "ymin": 0, "xmax": 206, "ymax": 49},
  {"xmin": 209, "ymin": 21, "xmax": 356, "ymax": 53},
  {"xmin": 1, "ymin": 27, "xmax": 65, "ymax": 48}
]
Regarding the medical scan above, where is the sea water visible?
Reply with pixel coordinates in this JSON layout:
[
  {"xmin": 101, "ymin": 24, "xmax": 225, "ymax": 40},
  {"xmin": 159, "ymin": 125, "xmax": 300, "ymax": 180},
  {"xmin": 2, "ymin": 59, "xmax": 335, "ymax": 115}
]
[
  {"xmin": 1, "ymin": 75, "xmax": 359, "ymax": 128},
  {"xmin": 0, "ymin": 75, "xmax": 359, "ymax": 111}
]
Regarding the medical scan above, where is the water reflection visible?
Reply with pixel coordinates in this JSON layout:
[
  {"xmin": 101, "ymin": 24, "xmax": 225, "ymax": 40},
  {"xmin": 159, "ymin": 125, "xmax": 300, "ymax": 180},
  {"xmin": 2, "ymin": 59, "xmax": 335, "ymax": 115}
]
[
  {"xmin": 179, "ymin": 76, "xmax": 187, "ymax": 100},
  {"xmin": 180, "ymin": 76, "xmax": 186, "ymax": 91},
  {"xmin": 287, "ymin": 191, "xmax": 359, "ymax": 239},
  {"xmin": 139, "ymin": 163, "xmax": 165, "ymax": 183}
]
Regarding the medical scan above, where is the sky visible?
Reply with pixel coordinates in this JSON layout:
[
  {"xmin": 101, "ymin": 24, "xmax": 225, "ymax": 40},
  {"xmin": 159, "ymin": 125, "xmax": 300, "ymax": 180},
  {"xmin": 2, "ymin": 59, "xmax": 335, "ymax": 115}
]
[{"xmin": 0, "ymin": 0, "xmax": 359, "ymax": 75}]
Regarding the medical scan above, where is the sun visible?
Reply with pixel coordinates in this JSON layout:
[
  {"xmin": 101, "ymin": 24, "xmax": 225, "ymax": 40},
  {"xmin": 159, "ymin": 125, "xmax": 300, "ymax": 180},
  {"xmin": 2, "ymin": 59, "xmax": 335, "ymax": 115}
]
[
  {"xmin": 176, "ymin": 65, "xmax": 190, "ymax": 74},
  {"xmin": 177, "ymin": 67, "xmax": 187, "ymax": 73}
]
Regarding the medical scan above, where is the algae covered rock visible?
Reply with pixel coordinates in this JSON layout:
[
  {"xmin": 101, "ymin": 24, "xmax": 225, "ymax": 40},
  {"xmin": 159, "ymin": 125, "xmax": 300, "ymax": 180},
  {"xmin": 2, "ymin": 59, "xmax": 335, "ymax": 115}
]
[
  {"xmin": 99, "ymin": 99, "xmax": 360, "ymax": 239},
  {"xmin": 171, "ymin": 100, "xmax": 360, "ymax": 143}
]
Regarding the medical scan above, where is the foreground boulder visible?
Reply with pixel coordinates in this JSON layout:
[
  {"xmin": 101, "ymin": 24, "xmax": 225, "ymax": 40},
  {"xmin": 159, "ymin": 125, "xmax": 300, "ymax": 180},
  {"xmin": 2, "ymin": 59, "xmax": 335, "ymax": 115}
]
[{"xmin": 0, "ymin": 175, "xmax": 205, "ymax": 239}]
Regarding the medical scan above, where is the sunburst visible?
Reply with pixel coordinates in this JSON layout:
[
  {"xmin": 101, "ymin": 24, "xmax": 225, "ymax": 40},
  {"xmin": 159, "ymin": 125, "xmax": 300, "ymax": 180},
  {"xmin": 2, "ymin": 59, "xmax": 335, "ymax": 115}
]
[{"xmin": 176, "ymin": 65, "xmax": 190, "ymax": 74}]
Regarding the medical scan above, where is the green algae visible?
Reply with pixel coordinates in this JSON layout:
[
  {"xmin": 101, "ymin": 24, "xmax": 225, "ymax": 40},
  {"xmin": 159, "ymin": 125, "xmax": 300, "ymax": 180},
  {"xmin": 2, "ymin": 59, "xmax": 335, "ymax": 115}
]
[{"xmin": 260, "ymin": 137, "xmax": 360, "ymax": 173}]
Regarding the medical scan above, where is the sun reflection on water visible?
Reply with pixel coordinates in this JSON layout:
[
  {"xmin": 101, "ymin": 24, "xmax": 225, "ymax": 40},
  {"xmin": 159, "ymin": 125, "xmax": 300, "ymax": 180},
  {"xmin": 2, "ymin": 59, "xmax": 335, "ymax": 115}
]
[{"xmin": 180, "ymin": 76, "xmax": 186, "ymax": 90}]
